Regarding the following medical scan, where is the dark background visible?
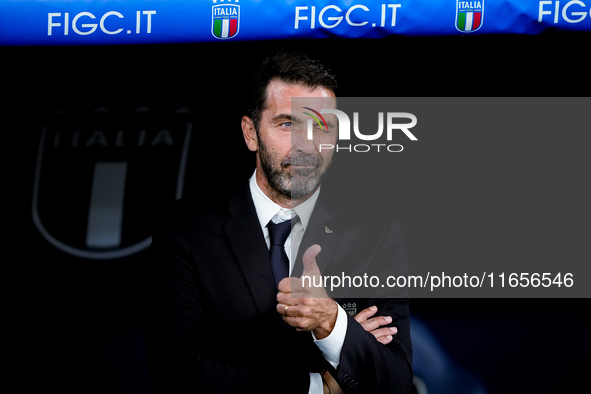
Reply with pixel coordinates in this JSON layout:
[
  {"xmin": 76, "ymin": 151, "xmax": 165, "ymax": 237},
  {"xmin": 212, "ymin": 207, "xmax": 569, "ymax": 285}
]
[{"xmin": 5, "ymin": 32, "xmax": 590, "ymax": 393}]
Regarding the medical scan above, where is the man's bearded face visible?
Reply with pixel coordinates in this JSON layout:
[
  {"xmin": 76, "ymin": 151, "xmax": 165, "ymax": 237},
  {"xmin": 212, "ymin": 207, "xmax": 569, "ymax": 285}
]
[{"xmin": 258, "ymin": 133, "xmax": 330, "ymax": 200}]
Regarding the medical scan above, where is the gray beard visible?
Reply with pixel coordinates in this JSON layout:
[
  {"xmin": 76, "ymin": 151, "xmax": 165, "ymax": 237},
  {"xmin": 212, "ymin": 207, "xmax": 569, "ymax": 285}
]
[{"xmin": 259, "ymin": 141, "xmax": 325, "ymax": 200}]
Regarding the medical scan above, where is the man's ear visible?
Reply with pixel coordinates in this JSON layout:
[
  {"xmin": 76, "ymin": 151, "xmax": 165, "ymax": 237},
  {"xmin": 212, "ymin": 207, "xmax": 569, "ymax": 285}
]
[{"xmin": 241, "ymin": 116, "xmax": 258, "ymax": 152}]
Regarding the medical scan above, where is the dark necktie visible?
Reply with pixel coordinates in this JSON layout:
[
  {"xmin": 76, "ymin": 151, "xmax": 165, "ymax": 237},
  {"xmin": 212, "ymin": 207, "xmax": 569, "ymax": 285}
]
[{"xmin": 267, "ymin": 219, "xmax": 292, "ymax": 287}]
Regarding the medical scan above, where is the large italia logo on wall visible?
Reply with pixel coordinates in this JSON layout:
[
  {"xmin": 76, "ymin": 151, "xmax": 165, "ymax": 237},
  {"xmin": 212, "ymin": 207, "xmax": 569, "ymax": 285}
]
[
  {"xmin": 455, "ymin": 0, "xmax": 484, "ymax": 33},
  {"xmin": 32, "ymin": 107, "xmax": 192, "ymax": 260}
]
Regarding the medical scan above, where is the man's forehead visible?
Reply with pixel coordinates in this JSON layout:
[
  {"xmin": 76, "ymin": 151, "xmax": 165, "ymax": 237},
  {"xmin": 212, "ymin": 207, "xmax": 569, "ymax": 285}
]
[
  {"xmin": 265, "ymin": 80, "xmax": 336, "ymax": 114},
  {"xmin": 291, "ymin": 96, "xmax": 336, "ymax": 113}
]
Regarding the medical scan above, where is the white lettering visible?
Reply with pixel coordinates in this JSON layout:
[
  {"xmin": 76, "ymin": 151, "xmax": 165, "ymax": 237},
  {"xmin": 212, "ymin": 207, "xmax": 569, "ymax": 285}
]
[
  {"xmin": 345, "ymin": 5, "xmax": 369, "ymax": 27},
  {"xmin": 539, "ymin": 1, "xmax": 553, "ymax": 21},
  {"xmin": 353, "ymin": 112, "xmax": 383, "ymax": 140},
  {"xmin": 136, "ymin": 10, "xmax": 141, "ymax": 34},
  {"xmin": 353, "ymin": 144, "xmax": 371, "ymax": 152},
  {"xmin": 387, "ymin": 113, "xmax": 418, "ymax": 141},
  {"xmin": 320, "ymin": 109, "xmax": 351, "ymax": 140},
  {"xmin": 381, "ymin": 3, "xmax": 402, "ymax": 27},
  {"xmin": 319, "ymin": 5, "xmax": 343, "ymax": 29},
  {"xmin": 215, "ymin": 8, "xmax": 238, "ymax": 16},
  {"xmin": 48, "ymin": 13, "xmax": 61, "ymax": 36},
  {"xmin": 387, "ymin": 4, "xmax": 401, "ymax": 27},
  {"xmin": 295, "ymin": 6, "xmax": 308, "ymax": 29},
  {"xmin": 538, "ymin": 0, "xmax": 591, "ymax": 23},
  {"xmin": 321, "ymin": 144, "xmax": 405, "ymax": 153},
  {"xmin": 563, "ymin": 0, "xmax": 588, "ymax": 22},
  {"xmin": 315, "ymin": 110, "xmax": 417, "ymax": 142},
  {"xmin": 143, "ymin": 11, "xmax": 156, "ymax": 34},
  {"xmin": 459, "ymin": 1, "xmax": 483, "ymax": 8},
  {"xmin": 72, "ymin": 12, "xmax": 97, "ymax": 35},
  {"xmin": 100, "ymin": 11, "xmax": 124, "ymax": 35},
  {"xmin": 48, "ymin": 9, "xmax": 156, "ymax": 36},
  {"xmin": 387, "ymin": 144, "xmax": 404, "ymax": 152}
]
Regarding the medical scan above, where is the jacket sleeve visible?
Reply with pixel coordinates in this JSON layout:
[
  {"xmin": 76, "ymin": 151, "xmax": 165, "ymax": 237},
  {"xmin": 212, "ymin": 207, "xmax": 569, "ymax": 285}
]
[
  {"xmin": 335, "ymin": 298, "xmax": 413, "ymax": 393},
  {"xmin": 331, "ymin": 217, "xmax": 413, "ymax": 393}
]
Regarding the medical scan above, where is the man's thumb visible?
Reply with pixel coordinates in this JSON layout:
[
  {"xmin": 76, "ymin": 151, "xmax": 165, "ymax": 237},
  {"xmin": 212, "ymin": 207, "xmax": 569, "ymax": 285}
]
[{"xmin": 302, "ymin": 244, "xmax": 322, "ymax": 275}]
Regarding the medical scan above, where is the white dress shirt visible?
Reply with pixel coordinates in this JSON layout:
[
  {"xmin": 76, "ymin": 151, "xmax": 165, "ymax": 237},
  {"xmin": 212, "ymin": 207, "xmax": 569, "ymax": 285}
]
[{"xmin": 249, "ymin": 170, "xmax": 348, "ymax": 393}]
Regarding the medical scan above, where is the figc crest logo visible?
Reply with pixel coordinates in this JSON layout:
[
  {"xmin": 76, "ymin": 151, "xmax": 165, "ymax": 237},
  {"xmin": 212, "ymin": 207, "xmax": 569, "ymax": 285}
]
[
  {"xmin": 455, "ymin": 1, "xmax": 484, "ymax": 33},
  {"xmin": 212, "ymin": 0, "xmax": 240, "ymax": 40}
]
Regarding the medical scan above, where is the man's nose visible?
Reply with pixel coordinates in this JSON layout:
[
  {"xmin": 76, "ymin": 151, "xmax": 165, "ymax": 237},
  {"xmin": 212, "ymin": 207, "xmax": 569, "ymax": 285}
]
[{"xmin": 292, "ymin": 121, "xmax": 317, "ymax": 153}]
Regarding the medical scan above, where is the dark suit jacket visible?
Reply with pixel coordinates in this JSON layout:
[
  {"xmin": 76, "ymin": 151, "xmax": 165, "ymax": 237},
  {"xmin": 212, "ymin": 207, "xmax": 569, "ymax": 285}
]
[{"xmin": 146, "ymin": 181, "xmax": 413, "ymax": 394}]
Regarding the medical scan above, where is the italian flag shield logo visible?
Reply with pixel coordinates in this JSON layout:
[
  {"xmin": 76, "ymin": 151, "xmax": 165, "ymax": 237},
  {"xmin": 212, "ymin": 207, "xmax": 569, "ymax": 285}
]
[
  {"xmin": 212, "ymin": 4, "xmax": 240, "ymax": 39},
  {"xmin": 455, "ymin": 1, "xmax": 484, "ymax": 33}
]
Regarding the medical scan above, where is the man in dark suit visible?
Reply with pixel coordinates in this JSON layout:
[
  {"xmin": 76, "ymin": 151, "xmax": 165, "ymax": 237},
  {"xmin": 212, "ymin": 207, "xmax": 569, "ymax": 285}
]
[{"xmin": 146, "ymin": 51, "xmax": 412, "ymax": 393}]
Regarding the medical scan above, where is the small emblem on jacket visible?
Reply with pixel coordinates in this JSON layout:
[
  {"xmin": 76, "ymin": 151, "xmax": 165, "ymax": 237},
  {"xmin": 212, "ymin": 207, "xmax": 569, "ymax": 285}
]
[
  {"xmin": 342, "ymin": 302, "xmax": 358, "ymax": 316},
  {"xmin": 325, "ymin": 226, "xmax": 333, "ymax": 233}
]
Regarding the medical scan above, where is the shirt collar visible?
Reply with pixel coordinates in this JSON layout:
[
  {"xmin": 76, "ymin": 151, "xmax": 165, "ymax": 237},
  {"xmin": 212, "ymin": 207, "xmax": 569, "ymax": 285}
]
[{"xmin": 249, "ymin": 169, "xmax": 320, "ymax": 231}]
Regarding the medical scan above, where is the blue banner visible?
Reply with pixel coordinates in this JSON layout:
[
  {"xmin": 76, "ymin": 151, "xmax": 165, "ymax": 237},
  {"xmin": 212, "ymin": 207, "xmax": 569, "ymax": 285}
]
[{"xmin": 1, "ymin": 0, "xmax": 590, "ymax": 45}]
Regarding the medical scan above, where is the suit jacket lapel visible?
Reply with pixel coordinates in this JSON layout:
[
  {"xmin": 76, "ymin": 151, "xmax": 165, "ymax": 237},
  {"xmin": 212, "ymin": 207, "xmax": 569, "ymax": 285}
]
[
  {"xmin": 223, "ymin": 182, "xmax": 277, "ymax": 315},
  {"xmin": 292, "ymin": 191, "xmax": 341, "ymax": 278}
]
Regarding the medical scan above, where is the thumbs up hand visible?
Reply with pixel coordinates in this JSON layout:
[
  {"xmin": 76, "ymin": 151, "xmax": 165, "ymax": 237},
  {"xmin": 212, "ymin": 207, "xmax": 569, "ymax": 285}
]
[
  {"xmin": 276, "ymin": 244, "xmax": 338, "ymax": 340},
  {"xmin": 301, "ymin": 243, "xmax": 323, "ymax": 278}
]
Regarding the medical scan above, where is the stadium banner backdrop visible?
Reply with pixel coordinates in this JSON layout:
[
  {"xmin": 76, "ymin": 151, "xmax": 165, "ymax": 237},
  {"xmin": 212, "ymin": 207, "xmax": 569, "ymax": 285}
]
[{"xmin": 1, "ymin": 0, "xmax": 590, "ymax": 46}]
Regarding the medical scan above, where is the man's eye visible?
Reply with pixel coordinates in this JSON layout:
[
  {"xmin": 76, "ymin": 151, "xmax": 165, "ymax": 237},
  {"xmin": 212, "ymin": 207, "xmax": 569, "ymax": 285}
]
[{"xmin": 280, "ymin": 122, "xmax": 292, "ymax": 127}]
